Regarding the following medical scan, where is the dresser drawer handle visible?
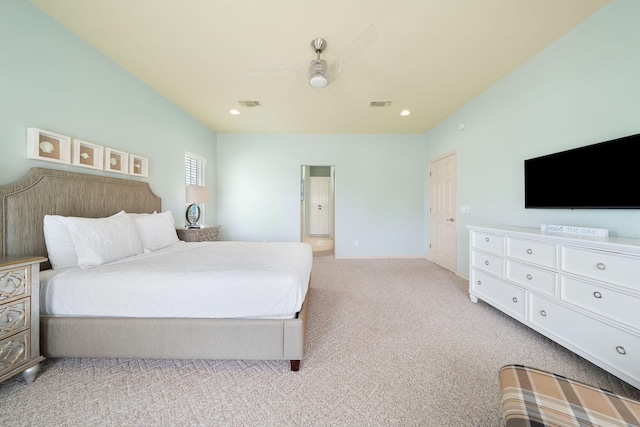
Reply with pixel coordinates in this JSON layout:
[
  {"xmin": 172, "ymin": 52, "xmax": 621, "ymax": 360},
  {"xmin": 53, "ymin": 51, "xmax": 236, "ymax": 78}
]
[
  {"xmin": 485, "ymin": 260, "xmax": 490, "ymax": 266},
  {"xmin": 526, "ymin": 274, "xmax": 533, "ymax": 280},
  {"xmin": 596, "ymin": 262, "xmax": 606, "ymax": 270},
  {"xmin": 593, "ymin": 291, "xmax": 602, "ymax": 299},
  {"xmin": 527, "ymin": 249, "xmax": 533, "ymax": 255},
  {"xmin": 616, "ymin": 346, "xmax": 626, "ymax": 355},
  {"xmin": 512, "ymin": 297, "xmax": 518, "ymax": 303},
  {"xmin": 485, "ymin": 237, "xmax": 490, "ymax": 242},
  {"xmin": 540, "ymin": 310, "xmax": 547, "ymax": 317},
  {"xmin": 477, "ymin": 280, "xmax": 482, "ymax": 286}
]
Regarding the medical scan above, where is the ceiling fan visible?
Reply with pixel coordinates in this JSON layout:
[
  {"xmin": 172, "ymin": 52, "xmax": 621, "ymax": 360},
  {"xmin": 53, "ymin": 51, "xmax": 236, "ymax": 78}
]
[
  {"xmin": 307, "ymin": 24, "xmax": 378, "ymax": 89},
  {"xmin": 246, "ymin": 25, "xmax": 378, "ymax": 104}
]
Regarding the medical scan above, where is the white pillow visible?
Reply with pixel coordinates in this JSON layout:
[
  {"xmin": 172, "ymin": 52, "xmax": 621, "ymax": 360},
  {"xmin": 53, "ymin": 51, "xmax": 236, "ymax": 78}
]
[
  {"xmin": 128, "ymin": 211, "xmax": 179, "ymax": 251},
  {"xmin": 58, "ymin": 211, "xmax": 144, "ymax": 268},
  {"xmin": 43, "ymin": 215, "xmax": 78, "ymax": 269}
]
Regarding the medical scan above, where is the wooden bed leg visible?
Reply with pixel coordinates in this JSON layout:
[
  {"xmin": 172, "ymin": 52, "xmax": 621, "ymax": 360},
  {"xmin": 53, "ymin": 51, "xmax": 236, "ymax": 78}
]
[{"xmin": 290, "ymin": 360, "xmax": 300, "ymax": 371}]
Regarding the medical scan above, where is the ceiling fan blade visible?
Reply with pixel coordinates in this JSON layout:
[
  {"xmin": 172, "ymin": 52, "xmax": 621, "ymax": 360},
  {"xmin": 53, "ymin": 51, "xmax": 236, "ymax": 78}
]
[
  {"xmin": 327, "ymin": 24, "xmax": 378, "ymax": 84},
  {"xmin": 314, "ymin": 86, "xmax": 346, "ymax": 108}
]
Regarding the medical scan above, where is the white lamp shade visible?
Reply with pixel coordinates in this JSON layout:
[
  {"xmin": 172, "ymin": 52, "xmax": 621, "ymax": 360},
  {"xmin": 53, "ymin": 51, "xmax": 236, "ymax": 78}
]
[{"xmin": 186, "ymin": 185, "xmax": 208, "ymax": 204}]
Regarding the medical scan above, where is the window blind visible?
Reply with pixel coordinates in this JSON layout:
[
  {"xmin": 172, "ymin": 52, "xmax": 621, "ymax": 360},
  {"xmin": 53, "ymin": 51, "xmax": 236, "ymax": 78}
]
[{"xmin": 185, "ymin": 152, "xmax": 206, "ymax": 186}]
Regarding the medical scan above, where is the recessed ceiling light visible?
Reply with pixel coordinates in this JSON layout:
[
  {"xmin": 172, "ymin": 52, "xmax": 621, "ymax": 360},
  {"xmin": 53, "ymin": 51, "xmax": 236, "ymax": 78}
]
[
  {"xmin": 230, "ymin": 109, "xmax": 240, "ymax": 115},
  {"xmin": 400, "ymin": 109, "xmax": 411, "ymax": 116}
]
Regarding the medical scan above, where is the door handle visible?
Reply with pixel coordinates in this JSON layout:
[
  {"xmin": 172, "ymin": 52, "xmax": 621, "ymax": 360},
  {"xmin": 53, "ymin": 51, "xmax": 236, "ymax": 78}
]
[{"xmin": 446, "ymin": 217, "xmax": 455, "ymax": 222}]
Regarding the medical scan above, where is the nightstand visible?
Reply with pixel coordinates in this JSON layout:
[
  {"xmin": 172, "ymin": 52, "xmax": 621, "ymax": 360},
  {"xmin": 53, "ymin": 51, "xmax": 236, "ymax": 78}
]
[
  {"xmin": 0, "ymin": 256, "xmax": 47, "ymax": 385},
  {"xmin": 176, "ymin": 225, "xmax": 221, "ymax": 242}
]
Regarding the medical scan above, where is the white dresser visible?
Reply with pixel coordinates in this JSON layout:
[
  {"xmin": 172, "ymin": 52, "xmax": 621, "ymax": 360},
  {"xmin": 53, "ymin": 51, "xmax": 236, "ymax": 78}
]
[{"xmin": 468, "ymin": 225, "xmax": 640, "ymax": 389}]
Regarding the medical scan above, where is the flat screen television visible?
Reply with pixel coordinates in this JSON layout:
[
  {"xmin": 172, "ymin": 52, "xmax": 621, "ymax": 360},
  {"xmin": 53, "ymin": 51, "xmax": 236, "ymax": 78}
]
[{"xmin": 524, "ymin": 132, "xmax": 640, "ymax": 209}]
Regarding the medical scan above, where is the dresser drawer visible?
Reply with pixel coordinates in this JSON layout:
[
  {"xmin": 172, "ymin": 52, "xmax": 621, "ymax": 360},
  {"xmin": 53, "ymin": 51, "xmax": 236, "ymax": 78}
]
[
  {"xmin": 506, "ymin": 260, "xmax": 557, "ymax": 297},
  {"xmin": 471, "ymin": 270, "xmax": 526, "ymax": 320},
  {"xmin": 561, "ymin": 276, "xmax": 640, "ymax": 331},
  {"xmin": 471, "ymin": 250, "xmax": 504, "ymax": 277},
  {"xmin": 561, "ymin": 246, "xmax": 640, "ymax": 290},
  {"xmin": 0, "ymin": 267, "xmax": 30, "ymax": 303},
  {"xmin": 530, "ymin": 294, "xmax": 640, "ymax": 383},
  {"xmin": 0, "ymin": 298, "xmax": 29, "ymax": 341},
  {"xmin": 0, "ymin": 330, "xmax": 30, "ymax": 374},
  {"xmin": 471, "ymin": 231, "xmax": 504, "ymax": 255},
  {"xmin": 507, "ymin": 237, "xmax": 557, "ymax": 269}
]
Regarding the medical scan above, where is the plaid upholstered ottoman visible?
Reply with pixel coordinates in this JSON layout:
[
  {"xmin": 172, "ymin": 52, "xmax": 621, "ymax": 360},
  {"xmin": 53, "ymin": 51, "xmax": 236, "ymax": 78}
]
[{"xmin": 499, "ymin": 365, "xmax": 640, "ymax": 427}]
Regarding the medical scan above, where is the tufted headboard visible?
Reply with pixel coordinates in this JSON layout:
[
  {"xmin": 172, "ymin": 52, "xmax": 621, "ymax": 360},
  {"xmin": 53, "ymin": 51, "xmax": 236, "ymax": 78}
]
[{"xmin": 0, "ymin": 167, "xmax": 162, "ymax": 270}]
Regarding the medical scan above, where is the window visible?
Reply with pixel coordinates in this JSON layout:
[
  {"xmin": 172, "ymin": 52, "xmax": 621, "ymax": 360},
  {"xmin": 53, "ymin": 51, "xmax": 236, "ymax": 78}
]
[{"xmin": 185, "ymin": 152, "xmax": 207, "ymax": 186}]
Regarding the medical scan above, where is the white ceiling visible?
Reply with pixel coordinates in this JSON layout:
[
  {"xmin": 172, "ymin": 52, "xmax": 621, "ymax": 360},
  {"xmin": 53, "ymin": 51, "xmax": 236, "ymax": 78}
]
[{"xmin": 30, "ymin": 0, "xmax": 610, "ymax": 134}]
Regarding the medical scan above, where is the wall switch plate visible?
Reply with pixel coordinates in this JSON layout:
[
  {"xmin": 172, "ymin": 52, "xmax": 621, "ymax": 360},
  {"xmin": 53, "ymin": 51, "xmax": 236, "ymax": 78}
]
[{"xmin": 460, "ymin": 205, "xmax": 470, "ymax": 214}]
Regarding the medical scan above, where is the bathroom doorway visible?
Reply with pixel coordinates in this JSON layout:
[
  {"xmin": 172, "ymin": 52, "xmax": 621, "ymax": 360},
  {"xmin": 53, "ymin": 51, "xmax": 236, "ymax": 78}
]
[{"xmin": 300, "ymin": 165, "xmax": 335, "ymax": 256}]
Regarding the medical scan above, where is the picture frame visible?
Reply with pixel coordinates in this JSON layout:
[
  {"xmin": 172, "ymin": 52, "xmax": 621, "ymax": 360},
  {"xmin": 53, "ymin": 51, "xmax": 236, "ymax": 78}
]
[
  {"xmin": 26, "ymin": 128, "xmax": 71, "ymax": 164},
  {"xmin": 129, "ymin": 154, "xmax": 149, "ymax": 177},
  {"xmin": 72, "ymin": 139, "xmax": 104, "ymax": 170},
  {"xmin": 104, "ymin": 148, "xmax": 129, "ymax": 174}
]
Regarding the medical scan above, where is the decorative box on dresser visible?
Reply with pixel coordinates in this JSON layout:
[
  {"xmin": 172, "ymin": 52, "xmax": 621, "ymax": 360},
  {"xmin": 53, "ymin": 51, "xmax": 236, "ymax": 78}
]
[
  {"xmin": 176, "ymin": 225, "xmax": 221, "ymax": 242},
  {"xmin": 468, "ymin": 225, "xmax": 640, "ymax": 390},
  {"xmin": 0, "ymin": 256, "xmax": 46, "ymax": 385}
]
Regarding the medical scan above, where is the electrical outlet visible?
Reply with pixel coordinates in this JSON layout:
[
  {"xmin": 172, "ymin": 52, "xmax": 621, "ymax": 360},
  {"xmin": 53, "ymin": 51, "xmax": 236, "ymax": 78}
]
[{"xmin": 354, "ymin": 240, "xmax": 359, "ymax": 246}]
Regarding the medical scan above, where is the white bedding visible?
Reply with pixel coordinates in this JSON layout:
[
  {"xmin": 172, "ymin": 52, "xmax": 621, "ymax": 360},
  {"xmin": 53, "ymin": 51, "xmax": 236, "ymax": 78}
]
[{"xmin": 40, "ymin": 241, "xmax": 312, "ymax": 319}]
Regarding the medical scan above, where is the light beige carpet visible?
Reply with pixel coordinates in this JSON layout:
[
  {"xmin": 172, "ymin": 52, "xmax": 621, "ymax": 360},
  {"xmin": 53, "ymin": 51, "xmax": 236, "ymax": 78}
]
[{"xmin": 1, "ymin": 256, "xmax": 638, "ymax": 426}]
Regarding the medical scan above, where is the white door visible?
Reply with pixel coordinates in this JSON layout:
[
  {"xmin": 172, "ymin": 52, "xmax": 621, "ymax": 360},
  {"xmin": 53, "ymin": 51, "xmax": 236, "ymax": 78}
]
[
  {"xmin": 310, "ymin": 176, "xmax": 331, "ymax": 235},
  {"xmin": 429, "ymin": 153, "xmax": 457, "ymax": 272}
]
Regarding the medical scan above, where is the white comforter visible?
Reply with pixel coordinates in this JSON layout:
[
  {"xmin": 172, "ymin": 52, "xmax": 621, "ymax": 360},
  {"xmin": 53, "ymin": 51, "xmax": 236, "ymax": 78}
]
[{"xmin": 40, "ymin": 241, "xmax": 312, "ymax": 319}]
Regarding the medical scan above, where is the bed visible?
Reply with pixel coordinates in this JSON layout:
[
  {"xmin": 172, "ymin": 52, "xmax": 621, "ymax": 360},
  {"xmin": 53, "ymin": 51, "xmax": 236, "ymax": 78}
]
[{"xmin": 0, "ymin": 167, "xmax": 311, "ymax": 371}]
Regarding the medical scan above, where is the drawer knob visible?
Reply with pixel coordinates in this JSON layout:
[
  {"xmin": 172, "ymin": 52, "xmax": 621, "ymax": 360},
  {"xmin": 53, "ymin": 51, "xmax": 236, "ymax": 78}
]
[
  {"xmin": 526, "ymin": 274, "xmax": 533, "ymax": 280},
  {"xmin": 485, "ymin": 237, "xmax": 490, "ymax": 242},
  {"xmin": 485, "ymin": 260, "xmax": 490, "ymax": 266},
  {"xmin": 593, "ymin": 291, "xmax": 602, "ymax": 299},
  {"xmin": 596, "ymin": 262, "xmax": 606, "ymax": 271},
  {"xmin": 527, "ymin": 249, "xmax": 533, "ymax": 255},
  {"xmin": 540, "ymin": 310, "xmax": 547, "ymax": 317},
  {"xmin": 512, "ymin": 297, "xmax": 518, "ymax": 303},
  {"xmin": 477, "ymin": 280, "xmax": 482, "ymax": 286},
  {"xmin": 616, "ymin": 346, "xmax": 626, "ymax": 355}
]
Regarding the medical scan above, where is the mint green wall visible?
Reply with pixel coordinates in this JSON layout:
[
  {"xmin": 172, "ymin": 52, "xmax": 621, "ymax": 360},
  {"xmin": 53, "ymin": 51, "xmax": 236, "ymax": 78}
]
[
  {"xmin": 0, "ymin": 1, "xmax": 217, "ymax": 225},
  {"xmin": 424, "ymin": 0, "xmax": 640, "ymax": 276},
  {"xmin": 217, "ymin": 134, "xmax": 426, "ymax": 257},
  {"xmin": 3, "ymin": 1, "xmax": 638, "ymax": 266}
]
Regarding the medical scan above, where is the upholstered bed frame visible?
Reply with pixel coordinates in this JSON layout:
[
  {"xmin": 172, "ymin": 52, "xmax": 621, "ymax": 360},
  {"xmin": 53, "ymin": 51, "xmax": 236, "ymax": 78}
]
[{"xmin": 0, "ymin": 167, "xmax": 308, "ymax": 371}]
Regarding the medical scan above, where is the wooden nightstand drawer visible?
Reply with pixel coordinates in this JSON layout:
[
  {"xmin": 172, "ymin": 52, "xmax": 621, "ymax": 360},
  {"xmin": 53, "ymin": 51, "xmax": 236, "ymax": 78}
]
[
  {"xmin": 0, "ymin": 298, "xmax": 30, "ymax": 340},
  {"xmin": 0, "ymin": 330, "xmax": 30, "ymax": 374},
  {"xmin": 0, "ymin": 267, "xmax": 30, "ymax": 303}
]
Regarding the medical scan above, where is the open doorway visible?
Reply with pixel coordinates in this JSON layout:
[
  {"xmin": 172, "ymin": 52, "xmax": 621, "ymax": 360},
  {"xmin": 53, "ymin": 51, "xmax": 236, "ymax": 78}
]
[{"xmin": 300, "ymin": 165, "xmax": 335, "ymax": 256}]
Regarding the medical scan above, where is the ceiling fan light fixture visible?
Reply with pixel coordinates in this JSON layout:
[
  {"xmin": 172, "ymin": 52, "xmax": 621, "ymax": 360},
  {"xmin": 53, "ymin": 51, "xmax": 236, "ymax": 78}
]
[{"xmin": 308, "ymin": 59, "xmax": 329, "ymax": 89}]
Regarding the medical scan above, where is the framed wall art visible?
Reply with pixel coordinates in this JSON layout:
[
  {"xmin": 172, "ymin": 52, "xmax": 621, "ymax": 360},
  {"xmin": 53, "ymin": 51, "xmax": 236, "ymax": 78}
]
[
  {"xmin": 72, "ymin": 139, "xmax": 104, "ymax": 170},
  {"xmin": 129, "ymin": 154, "xmax": 149, "ymax": 177},
  {"xmin": 26, "ymin": 128, "xmax": 71, "ymax": 164},
  {"xmin": 104, "ymin": 148, "xmax": 129, "ymax": 174}
]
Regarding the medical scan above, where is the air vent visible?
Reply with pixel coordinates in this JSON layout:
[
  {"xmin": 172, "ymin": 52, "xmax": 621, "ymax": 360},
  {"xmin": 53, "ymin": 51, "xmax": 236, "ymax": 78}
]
[
  {"xmin": 238, "ymin": 100, "xmax": 261, "ymax": 107},
  {"xmin": 369, "ymin": 101, "xmax": 392, "ymax": 107}
]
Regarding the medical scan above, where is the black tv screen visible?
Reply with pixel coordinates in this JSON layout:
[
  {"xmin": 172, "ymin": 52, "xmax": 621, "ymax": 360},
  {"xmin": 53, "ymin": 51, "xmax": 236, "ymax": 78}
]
[{"xmin": 524, "ymin": 132, "xmax": 640, "ymax": 209}]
